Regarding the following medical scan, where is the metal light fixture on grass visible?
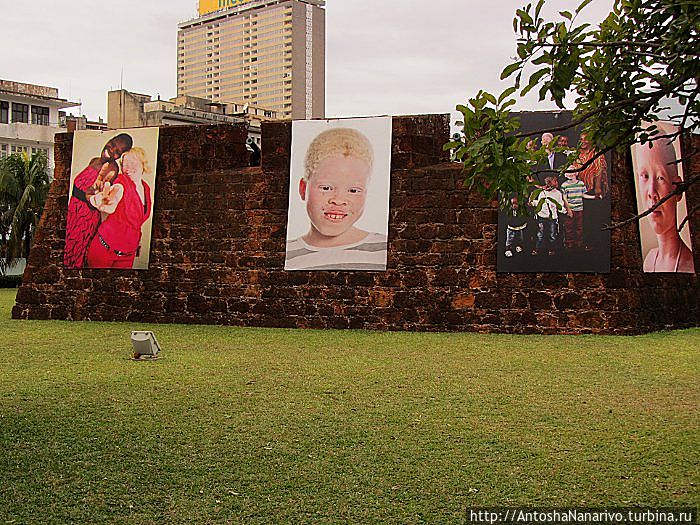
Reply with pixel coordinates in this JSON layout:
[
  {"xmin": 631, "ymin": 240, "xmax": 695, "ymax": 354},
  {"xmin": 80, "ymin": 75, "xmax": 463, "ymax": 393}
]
[{"xmin": 130, "ymin": 331, "xmax": 161, "ymax": 359}]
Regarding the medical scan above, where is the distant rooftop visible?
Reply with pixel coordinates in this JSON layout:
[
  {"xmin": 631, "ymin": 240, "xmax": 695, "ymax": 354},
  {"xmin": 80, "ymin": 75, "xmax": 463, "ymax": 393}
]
[
  {"xmin": 181, "ymin": 0, "xmax": 324, "ymax": 28},
  {"xmin": 0, "ymin": 79, "xmax": 79, "ymax": 109}
]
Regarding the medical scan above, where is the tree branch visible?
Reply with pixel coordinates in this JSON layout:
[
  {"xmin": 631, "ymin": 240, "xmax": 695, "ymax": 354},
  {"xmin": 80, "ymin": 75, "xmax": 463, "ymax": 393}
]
[
  {"xmin": 678, "ymin": 202, "xmax": 700, "ymax": 234},
  {"xmin": 517, "ymin": 40, "xmax": 663, "ymax": 49},
  {"xmin": 514, "ymin": 78, "xmax": 688, "ymax": 138},
  {"xmin": 604, "ymin": 175, "xmax": 700, "ymax": 230}
]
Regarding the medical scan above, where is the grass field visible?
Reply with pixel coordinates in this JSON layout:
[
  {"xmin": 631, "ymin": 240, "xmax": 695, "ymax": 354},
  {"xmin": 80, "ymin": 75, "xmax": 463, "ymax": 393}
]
[{"xmin": 0, "ymin": 288, "xmax": 698, "ymax": 524}]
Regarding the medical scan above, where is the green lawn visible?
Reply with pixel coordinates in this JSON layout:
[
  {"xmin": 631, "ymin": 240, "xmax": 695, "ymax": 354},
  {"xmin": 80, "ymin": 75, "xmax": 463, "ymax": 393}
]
[{"xmin": 0, "ymin": 288, "xmax": 698, "ymax": 524}]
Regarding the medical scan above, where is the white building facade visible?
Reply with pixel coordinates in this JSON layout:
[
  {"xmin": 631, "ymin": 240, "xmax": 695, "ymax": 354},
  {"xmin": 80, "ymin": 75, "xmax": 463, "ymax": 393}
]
[{"xmin": 0, "ymin": 80, "xmax": 79, "ymax": 175}]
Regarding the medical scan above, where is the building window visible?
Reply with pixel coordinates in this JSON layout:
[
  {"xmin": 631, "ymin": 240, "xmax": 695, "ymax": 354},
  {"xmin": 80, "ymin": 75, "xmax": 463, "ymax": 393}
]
[
  {"xmin": 31, "ymin": 106, "xmax": 50, "ymax": 126},
  {"xmin": 11, "ymin": 144, "xmax": 29, "ymax": 155},
  {"xmin": 0, "ymin": 102, "xmax": 8, "ymax": 123},
  {"xmin": 31, "ymin": 147, "xmax": 49, "ymax": 156},
  {"xmin": 12, "ymin": 103, "xmax": 29, "ymax": 124},
  {"xmin": 0, "ymin": 144, "xmax": 8, "ymax": 158}
]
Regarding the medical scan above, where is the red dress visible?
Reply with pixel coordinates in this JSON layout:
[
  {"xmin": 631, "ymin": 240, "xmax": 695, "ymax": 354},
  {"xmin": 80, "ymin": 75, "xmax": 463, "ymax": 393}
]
[
  {"xmin": 64, "ymin": 165, "xmax": 101, "ymax": 268},
  {"xmin": 577, "ymin": 149, "xmax": 609, "ymax": 196},
  {"xmin": 86, "ymin": 175, "xmax": 152, "ymax": 269}
]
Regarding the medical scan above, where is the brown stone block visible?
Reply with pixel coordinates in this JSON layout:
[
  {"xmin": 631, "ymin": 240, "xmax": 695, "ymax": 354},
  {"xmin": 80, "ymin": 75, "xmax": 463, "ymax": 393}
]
[
  {"xmin": 432, "ymin": 268, "xmax": 458, "ymax": 286},
  {"xmin": 535, "ymin": 312, "xmax": 559, "ymax": 329},
  {"xmin": 391, "ymin": 116, "xmax": 418, "ymax": 137},
  {"xmin": 451, "ymin": 292, "xmax": 475, "ymax": 309},
  {"xmin": 368, "ymin": 290, "xmax": 393, "ymax": 307},
  {"xmin": 11, "ymin": 304, "xmax": 26, "ymax": 320},
  {"xmin": 15, "ymin": 287, "xmax": 45, "ymax": 305},
  {"xmin": 573, "ymin": 310, "xmax": 608, "ymax": 331},
  {"xmin": 529, "ymin": 291, "xmax": 554, "ymax": 309},
  {"xmin": 554, "ymin": 292, "xmax": 585, "ymax": 310},
  {"xmin": 417, "ymin": 223, "xmax": 439, "ymax": 239},
  {"xmin": 27, "ymin": 306, "xmax": 51, "ymax": 320},
  {"xmin": 32, "ymin": 265, "xmax": 61, "ymax": 285},
  {"xmin": 568, "ymin": 274, "xmax": 605, "ymax": 289},
  {"xmin": 511, "ymin": 292, "xmax": 528, "ymax": 308},
  {"xmin": 587, "ymin": 292, "xmax": 618, "ymax": 310},
  {"xmin": 474, "ymin": 292, "xmax": 510, "ymax": 309},
  {"xmin": 538, "ymin": 274, "xmax": 568, "ymax": 287},
  {"xmin": 469, "ymin": 271, "xmax": 496, "ymax": 289},
  {"xmin": 187, "ymin": 294, "xmax": 209, "ymax": 313}
]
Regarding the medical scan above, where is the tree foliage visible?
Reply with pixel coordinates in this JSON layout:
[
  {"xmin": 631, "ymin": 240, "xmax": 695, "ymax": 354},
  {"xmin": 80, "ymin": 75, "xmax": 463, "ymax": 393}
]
[
  {"xmin": 0, "ymin": 151, "xmax": 50, "ymax": 274},
  {"xmin": 448, "ymin": 0, "xmax": 700, "ymax": 223}
]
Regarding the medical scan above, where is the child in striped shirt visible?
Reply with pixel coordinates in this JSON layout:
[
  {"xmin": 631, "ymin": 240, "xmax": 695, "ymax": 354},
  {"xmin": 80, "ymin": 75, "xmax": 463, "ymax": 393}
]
[{"xmin": 560, "ymin": 170, "xmax": 587, "ymax": 250}]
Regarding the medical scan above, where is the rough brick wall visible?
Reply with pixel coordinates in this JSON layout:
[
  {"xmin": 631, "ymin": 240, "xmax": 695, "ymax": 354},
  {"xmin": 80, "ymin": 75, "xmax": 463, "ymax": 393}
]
[{"xmin": 12, "ymin": 116, "xmax": 699, "ymax": 334}]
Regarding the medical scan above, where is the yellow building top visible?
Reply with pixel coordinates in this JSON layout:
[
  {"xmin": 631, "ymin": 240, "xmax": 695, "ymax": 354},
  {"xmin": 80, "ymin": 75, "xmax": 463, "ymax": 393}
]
[{"xmin": 199, "ymin": 0, "xmax": 253, "ymax": 15}]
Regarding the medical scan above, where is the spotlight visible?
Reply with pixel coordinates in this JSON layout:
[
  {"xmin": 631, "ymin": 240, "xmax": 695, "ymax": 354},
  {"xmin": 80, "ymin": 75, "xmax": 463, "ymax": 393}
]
[{"xmin": 130, "ymin": 331, "xmax": 162, "ymax": 359}]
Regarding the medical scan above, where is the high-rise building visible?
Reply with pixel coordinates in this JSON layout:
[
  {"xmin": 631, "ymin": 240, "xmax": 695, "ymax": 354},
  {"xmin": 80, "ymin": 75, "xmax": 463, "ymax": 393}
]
[{"xmin": 177, "ymin": 0, "xmax": 325, "ymax": 120}]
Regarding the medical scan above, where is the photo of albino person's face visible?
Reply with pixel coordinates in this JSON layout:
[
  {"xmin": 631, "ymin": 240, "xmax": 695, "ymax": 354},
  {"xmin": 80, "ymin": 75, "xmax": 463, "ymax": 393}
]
[
  {"xmin": 284, "ymin": 117, "xmax": 391, "ymax": 271},
  {"xmin": 300, "ymin": 153, "xmax": 370, "ymax": 244},
  {"xmin": 635, "ymin": 142, "xmax": 681, "ymax": 237},
  {"xmin": 121, "ymin": 150, "xmax": 144, "ymax": 178}
]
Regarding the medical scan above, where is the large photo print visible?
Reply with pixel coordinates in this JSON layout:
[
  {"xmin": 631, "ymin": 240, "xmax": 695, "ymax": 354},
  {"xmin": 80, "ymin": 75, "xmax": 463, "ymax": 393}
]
[
  {"xmin": 63, "ymin": 127, "xmax": 159, "ymax": 270},
  {"xmin": 497, "ymin": 111, "xmax": 611, "ymax": 273},
  {"xmin": 285, "ymin": 117, "xmax": 392, "ymax": 271},
  {"xmin": 631, "ymin": 122, "xmax": 695, "ymax": 274}
]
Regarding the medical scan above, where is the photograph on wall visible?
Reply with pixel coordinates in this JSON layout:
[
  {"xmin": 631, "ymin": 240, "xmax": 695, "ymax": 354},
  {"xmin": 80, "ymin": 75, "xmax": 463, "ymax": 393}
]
[
  {"xmin": 631, "ymin": 122, "xmax": 695, "ymax": 274},
  {"xmin": 285, "ymin": 116, "xmax": 392, "ymax": 271},
  {"xmin": 497, "ymin": 111, "xmax": 611, "ymax": 273},
  {"xmin": 63, "ymin": 127, "xmax": 159, "ymax": 270}
]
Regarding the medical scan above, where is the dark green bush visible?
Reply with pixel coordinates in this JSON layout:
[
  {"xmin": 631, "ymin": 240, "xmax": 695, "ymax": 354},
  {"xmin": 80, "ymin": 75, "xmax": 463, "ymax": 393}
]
[{"xmin": 0, "ymin": 275, "xmax": 22, "ymax": 288}]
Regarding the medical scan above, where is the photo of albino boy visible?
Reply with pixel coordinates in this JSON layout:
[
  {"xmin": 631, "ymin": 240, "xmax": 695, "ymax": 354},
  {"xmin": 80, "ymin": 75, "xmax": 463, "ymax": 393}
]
[{"xmin": 284, "ymin": 117, "xmax": 392, "ymax": 271}]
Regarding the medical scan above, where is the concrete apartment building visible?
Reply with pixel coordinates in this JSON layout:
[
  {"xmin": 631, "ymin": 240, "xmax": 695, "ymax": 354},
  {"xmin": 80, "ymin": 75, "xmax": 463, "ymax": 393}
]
[
  {"xmin": 0, "ymin": 79, "xmax": 79, "ymax": 172},
  {"xmin": 107, "ymin": 89, "xmax": 280, "ymax": 145},
  {"xmin": 177, "ymin": 0, "xmax": 325, "ymax": 120}
]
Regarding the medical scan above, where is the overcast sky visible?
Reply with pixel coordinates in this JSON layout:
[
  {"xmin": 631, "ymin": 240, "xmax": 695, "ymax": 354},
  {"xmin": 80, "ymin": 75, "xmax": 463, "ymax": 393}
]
[{"xmin": 1, "ymin": 0, "xmax": 613, "ymax": 124}]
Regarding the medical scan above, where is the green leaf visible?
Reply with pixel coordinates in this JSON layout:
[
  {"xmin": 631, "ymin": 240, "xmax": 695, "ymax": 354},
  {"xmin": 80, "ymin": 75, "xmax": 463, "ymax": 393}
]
[
  {"xmin": 575, "ymin": 0, "xmax": 594, "ymax": 14},
  {"xmin": 559, "ymin": 10, "xmax": 573, "ymax": 21},
  {"xmin": 534, "ymin": 0, "xmax": 545, "ymax": 20},
  {"xmin": 498, "ymin": 86, "xmax": 517, "ymax": 104},
  {"xmin": 521, "ymin": 68, "xmax": 550, "ymax": 96},
  {"xmin": 516, "ymin": 9, "xmax": 533, "ymax": 26},
  {"xmin": 500, "ymin": 62, "xmax": 521, "ymax": 80}
]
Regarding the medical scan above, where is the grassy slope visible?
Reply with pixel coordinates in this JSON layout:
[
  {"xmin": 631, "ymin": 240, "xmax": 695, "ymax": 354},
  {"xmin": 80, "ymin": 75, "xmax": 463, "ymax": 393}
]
[{"xmin": 0, "ymin": 289, "xmax": 698, "ymax": 524}]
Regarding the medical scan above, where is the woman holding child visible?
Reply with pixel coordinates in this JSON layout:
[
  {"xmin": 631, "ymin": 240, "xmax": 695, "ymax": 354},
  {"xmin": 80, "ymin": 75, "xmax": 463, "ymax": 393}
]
[
  {"xmin": 63, "ymin": 133, "xmax": 133, "ymax": 268},
  {"xmin": 85, "ymin": 147, "xmax": 153, "ymax": 269}
]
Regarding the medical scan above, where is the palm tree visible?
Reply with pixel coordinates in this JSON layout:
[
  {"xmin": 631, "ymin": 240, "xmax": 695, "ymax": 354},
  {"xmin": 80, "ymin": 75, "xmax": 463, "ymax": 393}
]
[{"xmin": 0, "ymin": 151, "xmax": 50, "ymax": 274}]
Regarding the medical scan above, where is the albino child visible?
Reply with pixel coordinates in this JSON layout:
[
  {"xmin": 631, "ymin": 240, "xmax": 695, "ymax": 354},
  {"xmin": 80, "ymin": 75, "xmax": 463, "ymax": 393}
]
[{"xmin": 285, "ymin": 128, "xmax": 387, "ymax": 270}]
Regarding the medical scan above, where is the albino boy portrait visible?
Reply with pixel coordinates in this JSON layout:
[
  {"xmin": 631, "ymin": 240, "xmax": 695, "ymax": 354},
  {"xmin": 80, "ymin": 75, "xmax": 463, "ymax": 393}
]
[{"xmin": 285, "ymin": 117, "xmax": 392, "ymax": 271}]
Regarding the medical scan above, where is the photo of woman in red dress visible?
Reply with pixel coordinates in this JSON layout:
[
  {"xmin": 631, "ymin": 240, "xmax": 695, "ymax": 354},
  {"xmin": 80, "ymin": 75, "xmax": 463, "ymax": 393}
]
[
  {"xmin": 63, "ymin": 127, "xmax": 159, "ymax": 270},
  {"xmin": 86, "ymin": 147, "xmax": 153, "ymax": 269}
]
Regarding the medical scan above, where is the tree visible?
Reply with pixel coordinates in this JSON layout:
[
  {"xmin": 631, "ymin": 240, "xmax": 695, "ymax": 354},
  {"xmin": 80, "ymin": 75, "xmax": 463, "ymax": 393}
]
[
  {"xmin": 446, "ymin": 0, "xmax": 699, "ymax": 226},
  {"xmin": 0, "ymin": 151, "xmax": 51, "ymax": 274}
]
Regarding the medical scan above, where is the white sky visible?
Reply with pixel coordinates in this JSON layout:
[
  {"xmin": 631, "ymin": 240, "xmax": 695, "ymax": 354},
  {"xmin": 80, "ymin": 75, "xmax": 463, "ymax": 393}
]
[{"xmin": 1, "ymin": 0, "xmax": 613, "ymax": 124}]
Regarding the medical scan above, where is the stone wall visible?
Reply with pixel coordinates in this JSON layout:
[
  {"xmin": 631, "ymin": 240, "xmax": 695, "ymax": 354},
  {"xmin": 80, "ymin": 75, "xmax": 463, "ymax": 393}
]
[{"xmin": 12, "ymin": 115, "xmax": 700, "ymax": 334}]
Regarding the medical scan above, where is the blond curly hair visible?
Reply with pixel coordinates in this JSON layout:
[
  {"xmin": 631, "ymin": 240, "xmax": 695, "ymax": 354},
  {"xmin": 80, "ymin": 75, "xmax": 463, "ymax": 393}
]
[
  {"xmin": 122, "ymin": 146, "xmax": 152, "ymax": 175},
  {"xmin": 303, "ymin": 127, "xmax": 373, "ymax": 182}
]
